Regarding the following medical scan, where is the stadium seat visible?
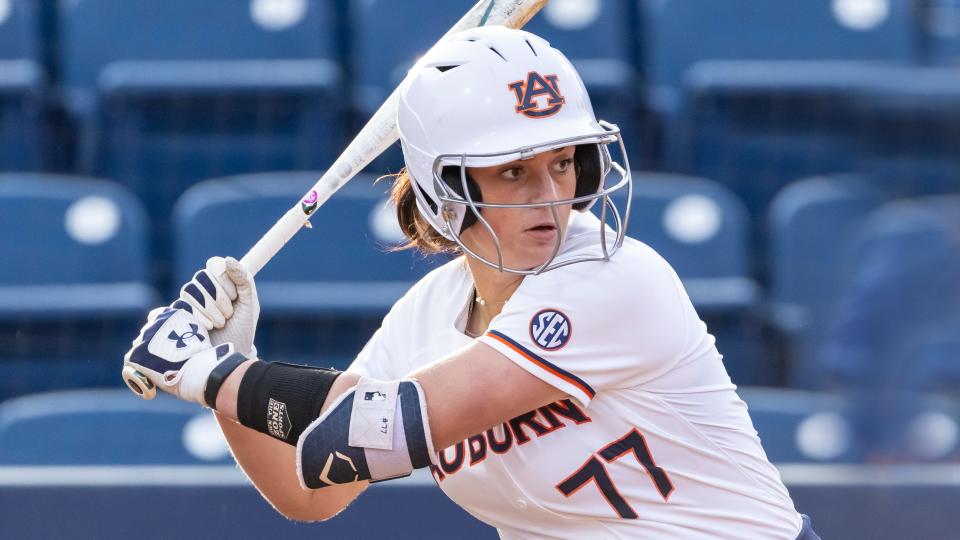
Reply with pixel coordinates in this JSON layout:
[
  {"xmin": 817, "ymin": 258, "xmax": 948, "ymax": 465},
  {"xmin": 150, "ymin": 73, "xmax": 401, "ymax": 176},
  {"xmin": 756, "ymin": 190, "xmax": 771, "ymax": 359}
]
[
  {"xmin": 173, "ymin": 172, "xmax": 446, "ymax": 365},
  {"xmin": 852, "ymin": 69, "xmax": 960, "ymax": 197},
  {"xmin": 350, "ymin": 0, "xmax": 658, "ymax": 170},
  {"xmin": 0, "ymin": 0, "xmax": 44, "ymax": 170},
  {"xmin": 767, "ymin": 175, "xmax": 889, "ymax": 388},
  {"xmin": 617, "ymin": 173, "xmax": 756, "ymax": 310},
  {"xmin": 0, "ymin": 174, "xmax": 157, "ymax": 398},
  {"xmin": 610, "ymin": 173, "xmax": 770, "ymax": 384},
  {"xmin": 641, "ymin": 0, "xmax": 915, "ymax": 114},
  {"xmin": 676, "ymin": 62, "xmax": 959, "ymax": 259},
  {"xmin": 917, "ymin": 0, "xmax": 960, "ymax": 63},
  {"xmin": 737, "ymin": 387, "xmax": 861, "ymax": 463},
  {"xmin": 0, "ymin": 174, "xmax": 155, "ymax": 316},
  {"xmin": 893, "ymin": 394, "xmax": 960, "ymax": 461},
  {"xmin": 0, "ymin": 389, "xmax": 232, "ymax": 464},
  {"xmin": 58, "ymin": 0, "xmax": 345, "ymax": 281},
  {"xmin": 679, "ymin": 62, "xmax": 877, "ymax": 235},
  {"xmin": 898, "ymin": 325, "xmax": 960, "ymax": 395},
  {"xmin": 818, "ymin": 196, "xmax": 960, "ymax": 390}
]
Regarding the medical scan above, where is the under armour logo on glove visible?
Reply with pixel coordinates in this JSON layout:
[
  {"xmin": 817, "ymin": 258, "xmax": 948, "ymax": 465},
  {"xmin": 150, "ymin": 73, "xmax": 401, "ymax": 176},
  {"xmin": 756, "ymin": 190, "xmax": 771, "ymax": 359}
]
[{"xmin": 168, "ymin": 324, "xmax": 205, "ymax": 349}]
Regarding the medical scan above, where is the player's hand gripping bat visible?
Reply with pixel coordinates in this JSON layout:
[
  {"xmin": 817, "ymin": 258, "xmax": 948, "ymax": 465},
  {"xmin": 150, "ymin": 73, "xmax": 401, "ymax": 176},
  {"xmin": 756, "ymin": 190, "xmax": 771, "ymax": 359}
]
[{"xmin": 122, "ymin": 0, "xmax": 550, "ymax": 399}]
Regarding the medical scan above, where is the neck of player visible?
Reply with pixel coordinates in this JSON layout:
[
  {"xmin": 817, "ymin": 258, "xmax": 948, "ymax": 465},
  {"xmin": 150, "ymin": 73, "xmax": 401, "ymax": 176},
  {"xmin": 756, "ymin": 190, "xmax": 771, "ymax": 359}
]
[{"xmin": 465, "ymin": 256, "xmax": 524, "ymax": 337}]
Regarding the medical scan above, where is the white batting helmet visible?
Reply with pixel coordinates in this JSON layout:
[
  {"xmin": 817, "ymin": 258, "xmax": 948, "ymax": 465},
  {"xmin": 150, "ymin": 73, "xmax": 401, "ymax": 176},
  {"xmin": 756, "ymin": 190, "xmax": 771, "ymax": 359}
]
[{"xmin": 397, "ymin": 25, "xmax": 631, "ymax": 274}]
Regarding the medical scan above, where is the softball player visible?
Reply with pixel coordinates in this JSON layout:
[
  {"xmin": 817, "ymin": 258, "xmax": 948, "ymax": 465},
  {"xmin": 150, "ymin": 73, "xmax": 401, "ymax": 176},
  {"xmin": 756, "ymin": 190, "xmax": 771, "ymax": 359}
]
[{"xmin": 124, "ymin": 26, "xmax": 820, "ymax": 539}]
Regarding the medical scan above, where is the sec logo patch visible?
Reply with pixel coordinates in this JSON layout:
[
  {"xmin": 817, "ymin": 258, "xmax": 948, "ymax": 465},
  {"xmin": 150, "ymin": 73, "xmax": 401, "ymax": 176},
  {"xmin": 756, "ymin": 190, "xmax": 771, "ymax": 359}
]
[{"xmin": 530, "ymin": 309, "xmax": 572, "ymax": 351}]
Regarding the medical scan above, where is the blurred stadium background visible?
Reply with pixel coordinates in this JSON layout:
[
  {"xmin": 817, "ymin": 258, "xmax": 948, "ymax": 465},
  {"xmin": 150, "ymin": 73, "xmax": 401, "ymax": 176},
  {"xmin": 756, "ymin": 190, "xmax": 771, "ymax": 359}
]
[{"xmin": 1, "ymin": 0, "xmax": 959, "ymax": 538}]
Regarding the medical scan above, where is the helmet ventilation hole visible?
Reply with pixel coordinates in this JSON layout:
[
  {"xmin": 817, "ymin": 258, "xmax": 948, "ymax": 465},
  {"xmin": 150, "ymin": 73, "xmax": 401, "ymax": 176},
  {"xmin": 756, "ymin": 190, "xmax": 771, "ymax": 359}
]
[
  {"xmin": 525, "ymin": 39, "xmax": 538, "ymax": 56},
  {"xmin": 488, "ymin": 46, "xmax": 507, "ymax": 61}
]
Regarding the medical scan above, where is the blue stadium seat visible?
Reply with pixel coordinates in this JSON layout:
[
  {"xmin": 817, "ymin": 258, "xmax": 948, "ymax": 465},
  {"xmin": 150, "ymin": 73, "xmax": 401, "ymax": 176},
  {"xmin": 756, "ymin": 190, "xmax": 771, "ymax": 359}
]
[
  {"xmin": 610, "ymin": 173, "xmax": 769, "ymax": 384},
  {"xmin": 892, "ymin": 394, "xmax": 960, "ymax": 461},
  {"xmin": 677, "ymin": 62, "xmax": 960, "ymax": 259},
  {"xmin": 0, "ymin": 0, "xmax": 36, "ymax": 60},
  {"xmin": 350, "ymin": 0, "xmax": 657, "ymax": 170},
  {"xmin": 917, "ymin": 0, "xmax": 960, "ymax": 63},
  {"xmin": 173, "ymin": 172, "xmax": 446, "ymax": 365},
  {"xmin": 899, "ymin": 326, "xmax": 960, "ymax": 394},
  {"xmin": 0, "ymin": 175, "xmax": 157, "ymax": 398},
  {"xmin": 60, "ymin": 0, "xmax": 341, "ymax": 113},
  {"xmin": 58, "ymin": 0, "xmax": 344, "ymax": 280},
  {"xmin": 852, "ymin": 69, "xmax": 960, "ymax": 196},
  {"xmin": 617, "ymin": 173, "xmax": 757, "ymax": 310},
  {"xmin": 0, "ymin": 389, "xmax": 232, "ymax": 464},
  {"xmin": 767, "ymin": 175, "xmax": 889, "ymax": 388},
  {"xmin": 642, "ymin": 0, "xmax": 915, "ymax": 114},
  {"xmin": 0, "ymin": 0, "xmax": 44, "ymax": 170},
  {"xmin": 0, "ymin": 174, "xmax": 154, "ymax": 316},
  {"xmin": 738, "ymin": 387, "xmax": 861, "ymax": 463},
  {"xmin": 818, "ymin": 196, "xmax": 960, "ymax": 391},
  {"xmin": 679, "ymin": 62, "xmax": 883, "ymax": 234}
]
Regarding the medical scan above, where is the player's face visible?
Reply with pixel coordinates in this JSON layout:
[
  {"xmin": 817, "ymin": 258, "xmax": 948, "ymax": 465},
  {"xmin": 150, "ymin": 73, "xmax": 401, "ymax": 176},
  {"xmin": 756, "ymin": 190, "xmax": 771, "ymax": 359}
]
[{"xmin": 462, "ymin": 146, "xmax": 577, "ymax": 271}]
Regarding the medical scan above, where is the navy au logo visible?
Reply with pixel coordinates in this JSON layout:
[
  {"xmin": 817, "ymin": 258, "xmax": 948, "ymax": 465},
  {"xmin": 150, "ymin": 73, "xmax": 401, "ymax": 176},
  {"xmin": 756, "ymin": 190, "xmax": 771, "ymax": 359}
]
[
  {"xmin": 508, "ymin": 72, "xmax": 565, "ymax": 118},
  {"xmin": 529, "ymin": 309, "xmax": 572, "ymax": 350}
]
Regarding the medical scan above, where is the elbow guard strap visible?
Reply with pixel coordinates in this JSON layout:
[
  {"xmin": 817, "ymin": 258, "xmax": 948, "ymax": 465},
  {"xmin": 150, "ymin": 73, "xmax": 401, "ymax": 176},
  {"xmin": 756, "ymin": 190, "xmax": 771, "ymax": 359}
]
[
  {"xmin": 236, "ymin": 361, "xmax": 341, "ymax": 446},
  {"xmin": 296, "ymin": 378, "xmax": 437, "ymax": 489}
]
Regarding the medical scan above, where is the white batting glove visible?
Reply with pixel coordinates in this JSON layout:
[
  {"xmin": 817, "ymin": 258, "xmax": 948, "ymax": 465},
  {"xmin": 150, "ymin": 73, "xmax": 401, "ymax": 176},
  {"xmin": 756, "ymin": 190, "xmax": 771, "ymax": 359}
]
[
  {"xmin": 123, "ymin": 304, "xmax": 240, "ymax": 405},
  {"xmin": 179, "ymin": 256, "xmax": 260, "ymax": 359}
]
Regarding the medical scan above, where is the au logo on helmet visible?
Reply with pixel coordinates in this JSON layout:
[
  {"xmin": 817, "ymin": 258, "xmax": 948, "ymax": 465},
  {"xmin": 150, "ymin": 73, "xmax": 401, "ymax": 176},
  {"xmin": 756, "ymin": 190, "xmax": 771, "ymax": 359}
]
[{"xmin": 508, "ymin": 72, "xmax": 565, "ymax": 119}]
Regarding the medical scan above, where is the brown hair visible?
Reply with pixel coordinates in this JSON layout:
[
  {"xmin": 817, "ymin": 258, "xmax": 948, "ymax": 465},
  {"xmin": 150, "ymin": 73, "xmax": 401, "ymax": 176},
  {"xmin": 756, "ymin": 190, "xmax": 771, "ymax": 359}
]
[{"xmin": 385, "ymin": 168, "xmax": 461, "ymax": 254}]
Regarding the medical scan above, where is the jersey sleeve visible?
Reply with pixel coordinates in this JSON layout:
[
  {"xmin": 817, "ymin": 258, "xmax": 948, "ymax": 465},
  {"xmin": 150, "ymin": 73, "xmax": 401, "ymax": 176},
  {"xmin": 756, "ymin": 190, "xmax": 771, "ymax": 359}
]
[{"xmin": 477, "ymin": 245, "xmax": 690, "ymax": 407}]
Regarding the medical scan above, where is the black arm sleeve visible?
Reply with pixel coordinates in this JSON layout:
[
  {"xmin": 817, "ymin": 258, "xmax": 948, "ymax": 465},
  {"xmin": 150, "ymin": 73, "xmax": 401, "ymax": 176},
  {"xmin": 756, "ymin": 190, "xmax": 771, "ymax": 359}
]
[{"xmin": 236, "ymin": 361, "xmax": 342, "ymax": 446}]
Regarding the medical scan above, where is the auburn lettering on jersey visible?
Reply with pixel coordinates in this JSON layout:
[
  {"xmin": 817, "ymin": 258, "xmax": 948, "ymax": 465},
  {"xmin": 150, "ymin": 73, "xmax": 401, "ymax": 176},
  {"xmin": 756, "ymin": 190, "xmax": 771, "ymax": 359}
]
[{"xmin": 432, "ymin": 398, "xmax": 591, "ymax": 481}]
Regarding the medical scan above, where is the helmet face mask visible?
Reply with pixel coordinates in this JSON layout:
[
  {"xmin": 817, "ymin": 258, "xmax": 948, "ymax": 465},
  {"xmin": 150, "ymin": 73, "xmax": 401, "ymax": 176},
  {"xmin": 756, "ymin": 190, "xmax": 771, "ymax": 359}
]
[{"xmin": 398, "ymin": 26, "xmax": 633, "ymax": 275}]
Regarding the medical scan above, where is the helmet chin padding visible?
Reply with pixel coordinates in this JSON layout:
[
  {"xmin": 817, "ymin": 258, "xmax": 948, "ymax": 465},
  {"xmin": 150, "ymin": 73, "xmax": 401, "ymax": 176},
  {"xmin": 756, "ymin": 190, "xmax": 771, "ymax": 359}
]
[{"xmin": 441, "ymin": 143, "xmax": 605, "ymax": 233}]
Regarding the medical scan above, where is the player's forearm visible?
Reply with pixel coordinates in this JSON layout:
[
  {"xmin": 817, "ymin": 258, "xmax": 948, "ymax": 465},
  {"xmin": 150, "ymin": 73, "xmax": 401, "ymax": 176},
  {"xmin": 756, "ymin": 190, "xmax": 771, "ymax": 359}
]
[
  {"xmin": 213, "ymin": 361, "xmax": 366, "ymax": 521},
  {"xmin": 213, "ymin": 359, "xmax": 255, "ymax": 421}
]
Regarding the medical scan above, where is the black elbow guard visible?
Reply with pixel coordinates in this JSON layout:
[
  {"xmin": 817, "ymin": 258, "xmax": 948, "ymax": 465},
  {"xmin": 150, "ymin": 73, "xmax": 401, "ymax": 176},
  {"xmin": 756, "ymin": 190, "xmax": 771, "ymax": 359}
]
[{"xmin": 236, "ymin": 361, "xmax": 342, "ymax": 446}]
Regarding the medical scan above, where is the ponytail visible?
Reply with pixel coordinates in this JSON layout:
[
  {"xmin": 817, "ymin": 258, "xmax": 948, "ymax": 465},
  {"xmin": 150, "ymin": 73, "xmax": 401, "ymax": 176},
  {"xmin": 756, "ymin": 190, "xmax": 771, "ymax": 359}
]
[{"xmin": 386, "ymin": 169, "xmax": 460, "ymax": 254}]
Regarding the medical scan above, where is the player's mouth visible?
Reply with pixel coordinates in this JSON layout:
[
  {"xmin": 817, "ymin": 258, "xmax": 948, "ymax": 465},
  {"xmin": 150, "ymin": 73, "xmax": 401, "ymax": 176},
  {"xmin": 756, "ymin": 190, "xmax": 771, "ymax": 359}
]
[{"xmin": 524, "ymin": 223, "xmax": 558, "ymax": 242}]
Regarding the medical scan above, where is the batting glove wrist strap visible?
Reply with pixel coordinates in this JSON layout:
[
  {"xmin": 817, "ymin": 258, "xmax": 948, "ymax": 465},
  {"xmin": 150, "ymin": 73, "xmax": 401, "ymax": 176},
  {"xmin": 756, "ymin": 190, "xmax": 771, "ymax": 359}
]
[
  {"xmin": 296, "ymin": 378, "xmax": 437, "ymax": 490},
  {"xmin": 236, "ymin": 361, "xmax": 342, "ymax": 446},
  {"xmin": 203, "ymin": 352, "xmax": 249, "ymax": 410}
]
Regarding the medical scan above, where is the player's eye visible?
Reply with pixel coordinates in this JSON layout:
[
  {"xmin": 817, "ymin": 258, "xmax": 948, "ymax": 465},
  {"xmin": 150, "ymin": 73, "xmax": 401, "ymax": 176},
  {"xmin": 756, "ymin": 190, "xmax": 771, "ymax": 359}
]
[
  {"xmin": 555, "ymin": 158, "xmax": 574, "ymax": 173},
  {"xmin": 500, "ymin": 167, "xmax": 523, "ymax": 180}
]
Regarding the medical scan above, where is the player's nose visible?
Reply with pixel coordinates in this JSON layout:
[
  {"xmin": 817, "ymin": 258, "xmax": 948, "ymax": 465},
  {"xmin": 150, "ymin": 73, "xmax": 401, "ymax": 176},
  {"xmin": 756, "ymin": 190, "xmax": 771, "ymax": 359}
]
[{"xmin": 528, "ymin": 165, "xmax": 561, "ymax": 204}]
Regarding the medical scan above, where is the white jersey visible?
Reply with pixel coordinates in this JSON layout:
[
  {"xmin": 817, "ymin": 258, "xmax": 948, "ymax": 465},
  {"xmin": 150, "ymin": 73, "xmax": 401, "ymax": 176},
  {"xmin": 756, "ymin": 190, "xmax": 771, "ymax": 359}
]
[{"xmin": 349, "ymin": 213, "xmax": 802, "ymax": 540}]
